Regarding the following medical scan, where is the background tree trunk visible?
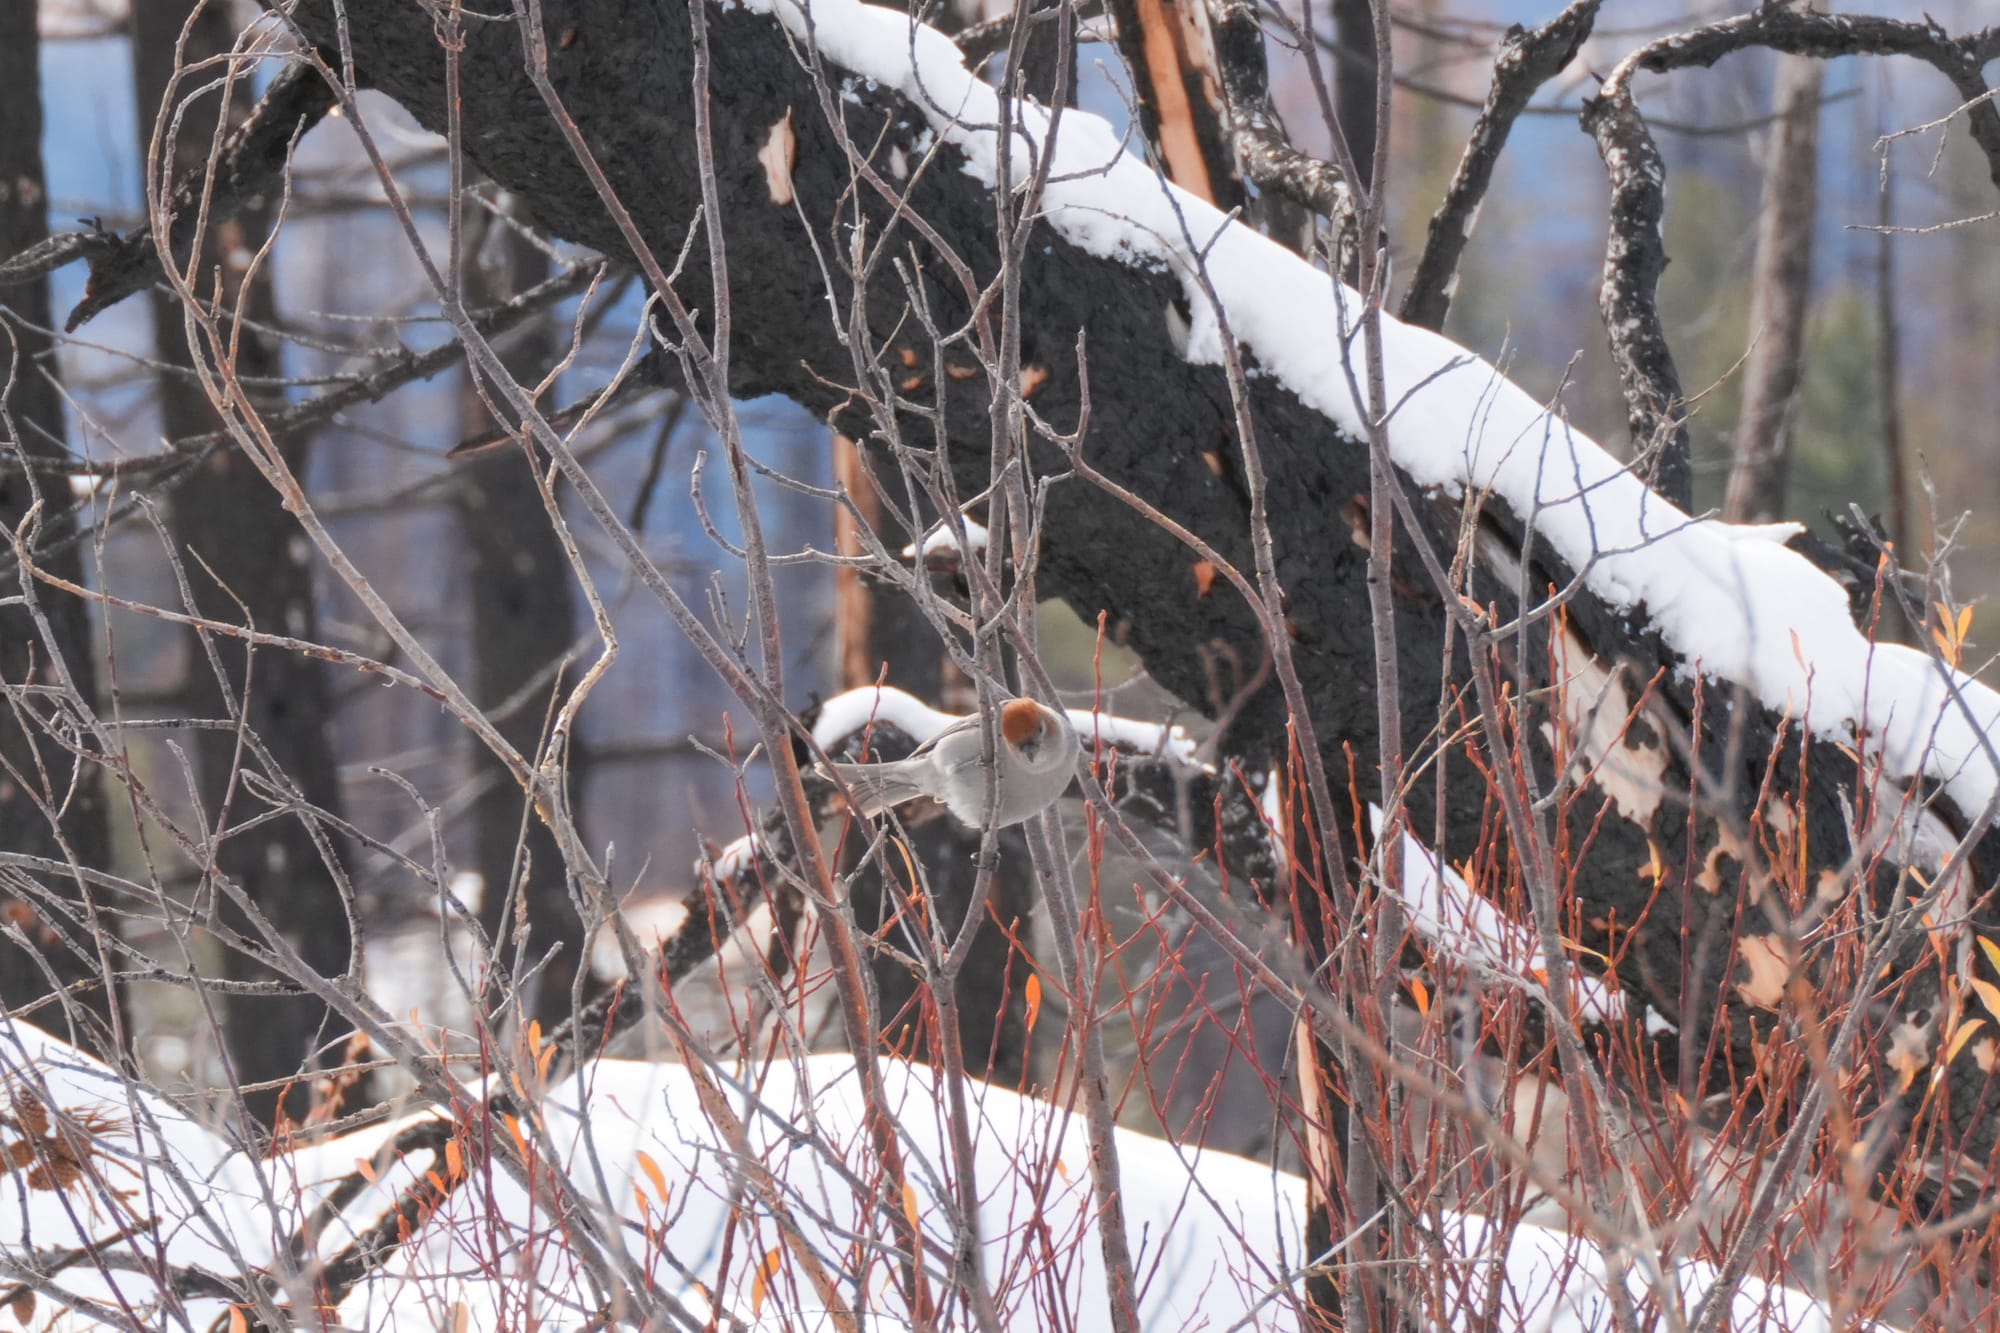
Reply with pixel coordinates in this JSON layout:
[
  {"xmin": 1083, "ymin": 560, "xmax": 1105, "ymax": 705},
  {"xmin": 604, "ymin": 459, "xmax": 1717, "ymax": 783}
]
[
  {"xmin": 132, "ymin": 0, "xmax": 359, "ymax": 1126},
  {"xmin": 1724, "ymin": 52, "xmax": 1823, "ymax": 523},
  {"xmin": 453, "ymin": 207, "xmax": 590, "ymax": 1031},
  {"xmin": 1333, "ymin": 0, "xmax": 1379, "ymax": 188},
  {"xmin": 1104, "ymin": 0, "xmax": 1241, "ymax": 208},
  {"xmin": 0, "ymin": 0, "xmax": 116, "ymax": 1045}
]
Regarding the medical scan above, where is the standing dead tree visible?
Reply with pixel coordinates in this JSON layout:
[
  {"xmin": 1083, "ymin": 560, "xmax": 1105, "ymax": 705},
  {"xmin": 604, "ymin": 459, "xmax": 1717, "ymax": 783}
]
[
  {"xmin": 1723, "ymin": 51, "xmax": 1824, "ymax": 525},
  {"xmin": 130, "ymin": 0, "xmax": 363, "ymax": 1129},
  {"xmin": 0, "ymin": 0, "xmax": 115, "ymax": 1041}
]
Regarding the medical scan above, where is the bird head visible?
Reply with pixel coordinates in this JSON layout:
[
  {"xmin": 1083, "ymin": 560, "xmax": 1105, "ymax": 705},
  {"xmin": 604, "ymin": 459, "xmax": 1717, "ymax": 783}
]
[{"xmin": 1001, "ymin": 698, "xmax": 1053, "ymax": 764}]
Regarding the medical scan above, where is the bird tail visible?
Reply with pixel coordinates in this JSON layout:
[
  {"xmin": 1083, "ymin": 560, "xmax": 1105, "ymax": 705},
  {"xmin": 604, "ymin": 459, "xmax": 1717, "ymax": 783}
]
[{"xmin": 822, "ymin": 760, "xmax": 929, "ymax": 817}]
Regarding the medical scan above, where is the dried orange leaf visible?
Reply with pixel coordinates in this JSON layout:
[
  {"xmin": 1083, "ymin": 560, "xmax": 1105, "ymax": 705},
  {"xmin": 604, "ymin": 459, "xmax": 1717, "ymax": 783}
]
[
  {"xmin": 1968, "ymin": 974, "xmax": 2000, "ymax": 1026},
  {"xmin": 636, "ymin": 1149, "xmax": 670, "ymax": 1205},
  {"xmin": 751, "ymin": 1247, "xmax": 783, "ymax": 1315},
  {"xmin": 1945, "ymin": 1017, "xmax": 1987, "ymax": 1066},
  {"xmin": 1978, "ymin": 935, "xmax": 2000, "ymax": 976},
  {"xmin": 1024, "ymin": 972, "xmax": 1043, "ymax": 1038}
]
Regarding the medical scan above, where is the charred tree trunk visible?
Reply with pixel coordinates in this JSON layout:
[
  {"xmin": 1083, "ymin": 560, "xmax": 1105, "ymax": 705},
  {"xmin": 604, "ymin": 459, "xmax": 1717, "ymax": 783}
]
[
  {"xmin": 132, "ymin": 0, "xmax": 359, "ymax": 1126},
  {"xmin": 452, "ymin": 206, "xmax": 590, "ymax": 1031},
  {"xmin": 0, "ymin": 0, "xmax": 117, "ymax": 1046}
]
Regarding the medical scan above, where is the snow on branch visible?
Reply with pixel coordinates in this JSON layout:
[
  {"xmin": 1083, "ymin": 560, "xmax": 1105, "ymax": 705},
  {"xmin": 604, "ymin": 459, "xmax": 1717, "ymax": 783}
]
[{"xmin": 901, "ymin": 514, "xmax": 990, "ymax": 572}]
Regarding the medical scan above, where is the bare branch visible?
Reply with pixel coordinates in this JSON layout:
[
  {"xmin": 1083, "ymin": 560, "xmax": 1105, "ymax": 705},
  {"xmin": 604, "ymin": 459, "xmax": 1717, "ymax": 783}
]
[{"xmin": 1400, "ymin": 0, "xmax": 1602, "ymax": 332}]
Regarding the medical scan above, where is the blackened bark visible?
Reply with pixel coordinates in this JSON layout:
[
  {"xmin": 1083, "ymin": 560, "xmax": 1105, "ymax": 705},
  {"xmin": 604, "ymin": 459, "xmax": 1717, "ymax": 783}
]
[
  {"xmin": 0, "ymin": 64, "xmax": 335, "ymax": 336},
  {"xmin": 1581, "ymin": 88, "xmax": 1695, "ymax": 509},
  {"xmin": 1626, "ymin": 8, "xmax": 2000, "ymax": 193},
  {"xmin": 958, "ymin": 0, "xmax": 1077, "ymax": 107},
  {"xmin": 275, "ymin": 0, "xmax": 2000, "ymax": 1204},
  {"xmin": 1583, "ymin": 3, "xmax": 2000, "ymax": 514},
  {"xmin": 0, "ymin": 0, "xmax": 117, "ymax": 1045},
  {"xmin": 1206, "ymin": 0, "xmax": 1355, "ymax": 241},
  {"xmin": 133, "ymin": 2, "xmax": 358, "ymax": 1126},
  {"xmin": 70, "ymin": 64, "xmax": 336, "ymax": 333},
  {"xmin": 1016, "ymin": 0, "xmax": 1079, "ymax": 108},
  {"xmin": 452, "ymin": 208, "xmax": 590, "ymax": 1030}
]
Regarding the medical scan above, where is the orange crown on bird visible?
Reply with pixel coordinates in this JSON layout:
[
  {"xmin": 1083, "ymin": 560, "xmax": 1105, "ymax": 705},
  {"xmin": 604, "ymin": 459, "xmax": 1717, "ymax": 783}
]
[{"xmin": 1001, "ymin": 698, "xmax": 1048, "ymax": 746}]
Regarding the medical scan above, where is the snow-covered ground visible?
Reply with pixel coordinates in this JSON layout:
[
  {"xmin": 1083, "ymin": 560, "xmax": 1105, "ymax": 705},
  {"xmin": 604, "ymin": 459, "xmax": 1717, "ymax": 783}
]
[{"xmin": 0, "ymin": 1018, "xmax": 1863, "ymax": 1331}]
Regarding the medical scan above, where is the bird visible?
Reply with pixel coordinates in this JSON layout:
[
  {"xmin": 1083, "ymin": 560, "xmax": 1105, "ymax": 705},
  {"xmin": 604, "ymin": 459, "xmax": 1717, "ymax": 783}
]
[{"xmin": 823, "ymin": 697, "xmax": 1079, "ymax": 828}]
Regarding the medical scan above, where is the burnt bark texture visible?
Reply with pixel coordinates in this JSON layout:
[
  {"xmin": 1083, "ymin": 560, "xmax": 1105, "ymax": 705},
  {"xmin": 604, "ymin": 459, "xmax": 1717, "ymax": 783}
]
[
  {"xmin": 0, "ymin": 0, "xmax": 117, "ymax": 1045},
  {"xmin": 1206, "ymin": 0, "xmax": 1354, "ymax": 247},
  {"xmin": 956, "ymin": 0, "xmax": 1076, "ymax": 105},
  {"xmin": 1330, "ymin": 0, "xmax": 1378, "ymax": 187},
  {"xmin": 452, "ymin": 208, "xmax": 591, "ymax": 1031},
  {"xmin": 257, "ymin": 0, "xmax": 2000, "ymax": 1228},
  {"xmin": 1723, "ymin": 52, "xmax": 1822, "ymax": 524},
  {"xmin": 1625, "ymin": 9, "xmax": 2000, "ymax": 192},
  {"xmin": 1581, "ymin": 87, "xmax": 1695, "ymax": 508},
  {"xmin": 1585, "ymin": 6, "xmax": 2000, "ymax": 515},
  {"xmin": 133, "ymin": 0, "xmax": 360, "ymax": 1126}
]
